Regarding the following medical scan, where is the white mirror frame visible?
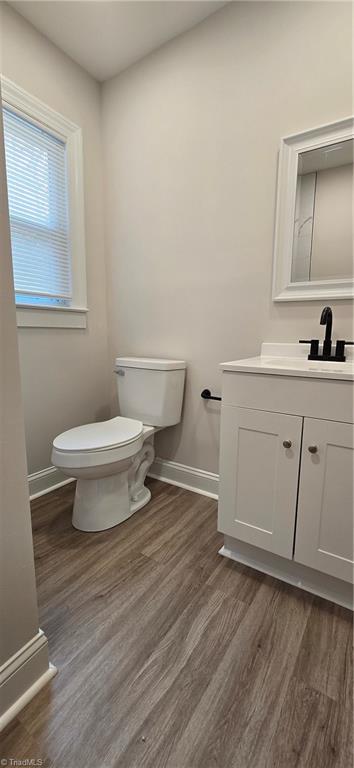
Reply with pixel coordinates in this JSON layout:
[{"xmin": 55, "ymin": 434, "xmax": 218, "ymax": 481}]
[{"xmin": 272, "ymin": 117, "xmax": 354, "ymax": 302}]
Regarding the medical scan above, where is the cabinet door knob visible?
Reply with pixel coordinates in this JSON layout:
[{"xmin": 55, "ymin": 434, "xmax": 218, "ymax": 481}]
[
  {"xmin": 283, "ymin": 440, "xmax": 292, "ymax": 449},
  {"xmin": 308, "ymin": 445, "xmax": 318, "ymax": 454}
]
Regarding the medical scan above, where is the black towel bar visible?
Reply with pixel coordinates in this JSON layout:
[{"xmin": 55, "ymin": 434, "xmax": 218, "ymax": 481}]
[{"xmin": 201, "ymin": 388, "xmax": 222, "ymax": 402}]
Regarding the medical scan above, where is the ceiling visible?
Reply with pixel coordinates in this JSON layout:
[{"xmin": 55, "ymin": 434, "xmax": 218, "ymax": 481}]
[{"xmin": 10, "ymin": 1, "xmax": 227, "ymax": 82}]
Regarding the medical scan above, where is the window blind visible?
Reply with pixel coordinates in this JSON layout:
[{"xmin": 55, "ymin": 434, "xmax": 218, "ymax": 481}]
[{"xmin": 3, "ymin": 107, "xmax": 72, "ymax": 306}]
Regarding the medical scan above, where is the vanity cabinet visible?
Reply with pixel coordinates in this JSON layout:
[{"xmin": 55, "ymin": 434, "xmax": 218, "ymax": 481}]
[
  {"xmin": 218, "ymin": 347, "xmax": 354, "ymax": 606},
  {"xmin": 219, "ymin": 407, "xmax": 353, "ymax": 581}
]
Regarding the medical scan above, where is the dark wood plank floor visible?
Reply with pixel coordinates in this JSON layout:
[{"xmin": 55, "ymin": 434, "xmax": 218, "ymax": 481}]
[{"xmin": 1, "ymin": 479, "xmax": 352, "ymax": 767}]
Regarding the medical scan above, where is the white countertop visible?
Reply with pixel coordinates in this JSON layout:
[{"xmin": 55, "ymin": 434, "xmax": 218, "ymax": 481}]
[{"xmin": 221, "ymin": 343, "xmax": 354, "ymax": 381}]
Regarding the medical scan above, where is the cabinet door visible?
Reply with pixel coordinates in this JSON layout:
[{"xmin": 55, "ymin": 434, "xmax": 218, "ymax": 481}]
[
  {"xmin": 295, "ymin": 418, "xmax": 354, "ymax": 583},
  {"xmin": 218, "ymin": 406, "xmax": 302, "ymax": 559}
]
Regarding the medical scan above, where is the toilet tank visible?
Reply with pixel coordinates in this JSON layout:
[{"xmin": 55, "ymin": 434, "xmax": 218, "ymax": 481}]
[{"xmin": 115, "ymin": 357, "xmax": 186, "ymax": 427}]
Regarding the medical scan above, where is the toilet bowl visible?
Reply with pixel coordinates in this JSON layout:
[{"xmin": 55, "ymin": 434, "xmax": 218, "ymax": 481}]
[
  {"xmin": 51, "ymin": 417, "xmax": 156, "ymax": 531},
  {"xmin": 51, "ymin": 356, "xmax": 186, "ymax": 531}
]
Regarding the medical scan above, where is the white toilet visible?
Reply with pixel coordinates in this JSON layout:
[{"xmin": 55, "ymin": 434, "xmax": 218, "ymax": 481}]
[{"xmin": 51, "ymin": 357, "xmax": 186, "ymax": 531}]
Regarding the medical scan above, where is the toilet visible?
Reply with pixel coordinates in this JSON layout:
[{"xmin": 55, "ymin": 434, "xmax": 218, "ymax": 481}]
[{"xmin": 51, "ymin": 357, "xmax": 186, "ymax": 531}]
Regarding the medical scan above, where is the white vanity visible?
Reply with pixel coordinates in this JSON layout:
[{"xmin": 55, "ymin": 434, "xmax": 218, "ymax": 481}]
[
  {"xmin": 217, "ymin": 116, "xmax": 354, "ymax": 608},
  {"xmin": 218, "ymin": 343, "xmax": 354, "ymax": 609}
]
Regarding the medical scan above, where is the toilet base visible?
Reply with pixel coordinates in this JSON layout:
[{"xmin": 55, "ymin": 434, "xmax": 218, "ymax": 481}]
[
  {"xmin": 72, "ymin": 436, "xmax": 155, "ymax": 532},
  {"xmin": 73, "ymin": 471, "xmax": 133, "ymax": 532},
  {"xmin": 131, "ymin": 486, "xmax": 151, "ymax": 514}
]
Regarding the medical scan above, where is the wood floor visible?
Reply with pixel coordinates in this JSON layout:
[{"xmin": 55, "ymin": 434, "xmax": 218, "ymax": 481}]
[{"xmin": 1, "ymin": 479, "xmax": 352, "ymax": 767}]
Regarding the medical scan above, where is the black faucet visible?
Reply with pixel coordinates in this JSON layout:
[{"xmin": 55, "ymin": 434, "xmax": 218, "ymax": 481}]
[
  {"xmin": 299, "ymin": 306, "xmax": 354, "ymax": 362},
  {"xmin": 320, "ymin": 306, "xmax": 333, "ymax": 359}
]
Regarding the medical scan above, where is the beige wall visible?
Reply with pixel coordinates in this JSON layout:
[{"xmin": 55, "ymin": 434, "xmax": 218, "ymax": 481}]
[
  {"xmin": 1, "ymin": 4, "xmax": 111, "ymax": 474},
  {"xmin": 102, "ymin": 1, "xmax": 353, "ymax": 474},
  {"xmin": 0, "ymin": 82, "xmax": 39, "ymax": 670}
]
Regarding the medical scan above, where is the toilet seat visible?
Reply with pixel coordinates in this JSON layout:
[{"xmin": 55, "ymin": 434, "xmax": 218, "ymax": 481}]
[
  {"xmin": 51, "ymin": 417, "xmax": 145, "ymax": 471},
  {"xmin": 53, "ymin": 416, "xmax": 143, "ymax": 453}
]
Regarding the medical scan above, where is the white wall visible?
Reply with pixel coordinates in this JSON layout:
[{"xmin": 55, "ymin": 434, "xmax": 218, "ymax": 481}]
[
  {"xmin": 0, "ymin": 78, "xmax": 53, "ymax": 724},
  {"xmin": 0, "ymin": 82, "xmax": 38, "ymax": 667},
  {"xmin": 1, "ymin": 5, "xmax": 111, "ymax": 474},
  {"xmin": 102, "ymin": 1, "xmax": 353, "ymax": 474}
]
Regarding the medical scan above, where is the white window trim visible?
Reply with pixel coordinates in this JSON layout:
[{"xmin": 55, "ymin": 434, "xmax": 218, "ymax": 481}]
[{"xmin": 1, "ymin": 76, "xmax": 88, "ymax": 328}]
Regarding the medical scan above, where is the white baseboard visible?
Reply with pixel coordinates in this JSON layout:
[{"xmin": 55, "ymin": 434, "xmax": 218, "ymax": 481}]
[
  {"xmin": 28, "ymin": 466, "xmax": 74, "ymax": 500},
  {"xmin": 221, "ymin": 536, "xmax": 353, "ymax": 610},
  {"xmin": 29, "ymin": 459, "xmax": 217, "ymax": 502},
  {"xmin": 149, "ymin": 457, "xmax": 219, "ymax": 499},
  {"xmin": 0, "ymin": 630, "xmax": 57, "ymax": 732}
]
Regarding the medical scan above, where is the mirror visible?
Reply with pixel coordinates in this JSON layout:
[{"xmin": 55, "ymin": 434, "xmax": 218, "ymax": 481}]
[
  {"xmin": 292, "ymin": 140, "xmax": 353, "ymax": 283},
  {"xmin": 272, "ymin": 118, "xmax": 354, "ymax": 301}
]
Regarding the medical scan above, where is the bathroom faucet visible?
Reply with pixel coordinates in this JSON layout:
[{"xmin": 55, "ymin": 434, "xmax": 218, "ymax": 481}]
[
  {"xmin": 299, "ymin": 306, "xmax": 354, "ymax": 362},
  {"xmin": 320, "ymin": 306, "xmax": 333, "ymax": 359}
]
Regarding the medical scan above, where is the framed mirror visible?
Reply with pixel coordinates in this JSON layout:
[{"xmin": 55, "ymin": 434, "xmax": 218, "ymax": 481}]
[{"xmin": 272, "ymin": 117, "xmax": 354, "ymax": 301}]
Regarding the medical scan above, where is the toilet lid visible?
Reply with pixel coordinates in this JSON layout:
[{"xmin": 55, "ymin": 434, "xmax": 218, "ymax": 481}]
[{"xmin": 53, "ymin": 417, "xmax": 143, "ymax": 452}]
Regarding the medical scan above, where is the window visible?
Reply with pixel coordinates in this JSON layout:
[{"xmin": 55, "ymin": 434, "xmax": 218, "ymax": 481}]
[
  {"xmin": 1, "ymin": 77, "xmax": 87, "ymax": 328},
  {"xmin": 4, "ymin": 108, "xmax": 71, "ymax": 308}
]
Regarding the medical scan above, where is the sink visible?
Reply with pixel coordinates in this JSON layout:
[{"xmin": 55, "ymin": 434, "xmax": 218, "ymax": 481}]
[{"xmin": 221, "ymin": 343, "xmax": 354, "ymax": 381}]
